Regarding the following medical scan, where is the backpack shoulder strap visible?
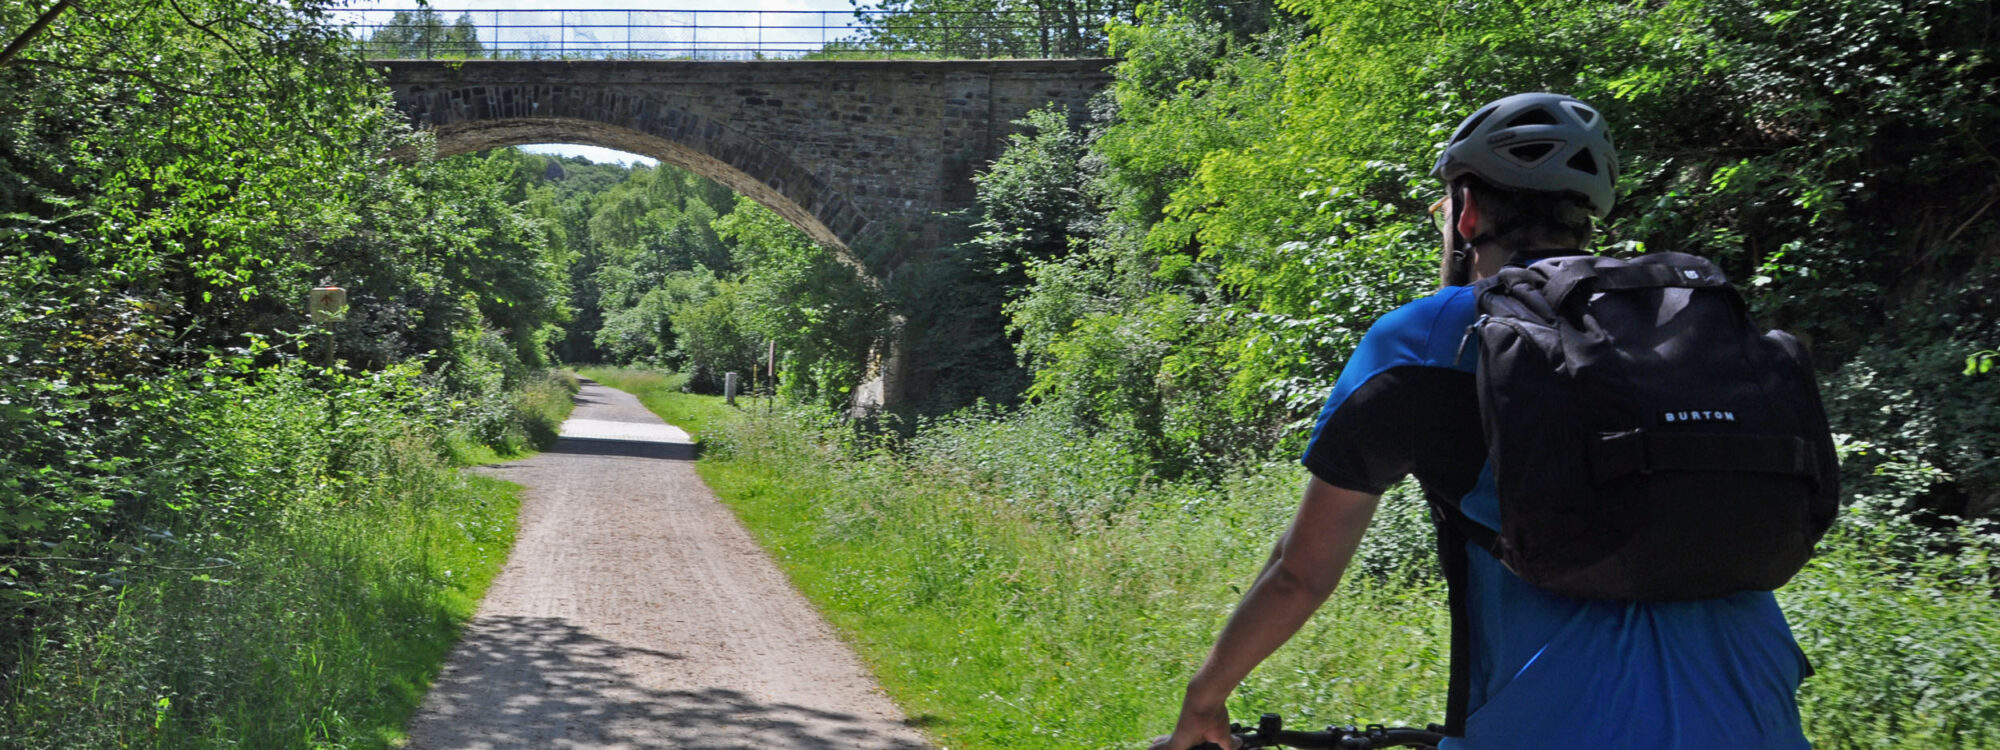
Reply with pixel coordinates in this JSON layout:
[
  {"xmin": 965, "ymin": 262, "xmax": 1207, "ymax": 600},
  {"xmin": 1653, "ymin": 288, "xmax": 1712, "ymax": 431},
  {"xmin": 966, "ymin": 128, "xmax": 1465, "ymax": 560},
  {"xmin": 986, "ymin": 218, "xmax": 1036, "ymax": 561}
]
[{"xmin": 1430, "ymin": 500, "xmax": 1477, "ymax": 738}]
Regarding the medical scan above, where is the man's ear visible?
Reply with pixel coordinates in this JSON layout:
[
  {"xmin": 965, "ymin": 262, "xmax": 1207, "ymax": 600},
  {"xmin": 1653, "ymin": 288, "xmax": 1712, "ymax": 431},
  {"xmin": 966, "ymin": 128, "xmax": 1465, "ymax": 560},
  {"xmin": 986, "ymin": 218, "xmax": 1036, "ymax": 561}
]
[{"xmin": 1456, "ymin": 190, "xmax": 1482, "ymax": 240}]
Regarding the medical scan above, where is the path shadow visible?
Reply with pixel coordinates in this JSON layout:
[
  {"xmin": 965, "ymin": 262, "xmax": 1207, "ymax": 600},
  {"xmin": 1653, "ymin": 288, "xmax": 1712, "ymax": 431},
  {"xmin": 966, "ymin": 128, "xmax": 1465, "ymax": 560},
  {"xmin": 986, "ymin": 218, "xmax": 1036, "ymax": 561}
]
[
  {"xmin": 541, "ymin": 436, "xmax": 699, "ymax": 461},
  {"xmin": 409, "ymin": 615, "xmax": 928, "ymax": 749},
  {"xmin": 566, "ymin": 378, "xmax": 616, "ymax": 407}
]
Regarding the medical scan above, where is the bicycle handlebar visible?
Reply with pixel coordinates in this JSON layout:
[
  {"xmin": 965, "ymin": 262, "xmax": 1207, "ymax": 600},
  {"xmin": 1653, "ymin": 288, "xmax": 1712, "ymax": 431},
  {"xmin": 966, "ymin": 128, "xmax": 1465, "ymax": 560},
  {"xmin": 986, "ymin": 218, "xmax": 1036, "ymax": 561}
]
[{"xmin": 1190, "ymin": 713, "xmax": 1445, "ymax": 750}]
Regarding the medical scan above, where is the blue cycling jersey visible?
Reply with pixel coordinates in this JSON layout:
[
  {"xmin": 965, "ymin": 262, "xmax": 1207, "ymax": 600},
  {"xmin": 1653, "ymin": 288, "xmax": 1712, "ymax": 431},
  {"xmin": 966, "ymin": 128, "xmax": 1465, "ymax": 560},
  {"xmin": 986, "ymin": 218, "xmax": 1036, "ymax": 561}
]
[{"xmin": 1302, "ymin": 286, "xmax": 1812, "ymax": 749}]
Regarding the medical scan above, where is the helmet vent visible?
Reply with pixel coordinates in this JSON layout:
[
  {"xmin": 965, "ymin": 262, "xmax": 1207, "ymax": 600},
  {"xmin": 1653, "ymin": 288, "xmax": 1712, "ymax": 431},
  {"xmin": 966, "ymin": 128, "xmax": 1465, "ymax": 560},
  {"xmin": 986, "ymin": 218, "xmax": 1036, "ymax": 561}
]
[
  {"xmin": 1566, "ymin": 102, "xmax": 1599, "ymax": 124},
  {"xmin": 1504, "ymin": 141, "xmax": 1559, "ymax": 165},
  {"xmin": 1566, "ymin": 149, "xmax": 1599, "ymax": 175},
  {"xmin": 1504, "ymin": 107, "xmax": 1560, "ymax": 128},
  {"xmin": 1455, "ymin": 107, "xmax": 1498, "ymax": 142}
]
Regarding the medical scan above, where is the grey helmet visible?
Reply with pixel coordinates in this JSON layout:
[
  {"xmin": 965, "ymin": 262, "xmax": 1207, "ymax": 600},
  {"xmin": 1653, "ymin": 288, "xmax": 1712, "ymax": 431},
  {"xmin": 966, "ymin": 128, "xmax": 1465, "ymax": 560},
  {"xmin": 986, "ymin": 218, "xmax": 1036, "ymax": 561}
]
[{"xmin": 1430, "ymin": 93, "xmax": 1617, "ymax": 219}]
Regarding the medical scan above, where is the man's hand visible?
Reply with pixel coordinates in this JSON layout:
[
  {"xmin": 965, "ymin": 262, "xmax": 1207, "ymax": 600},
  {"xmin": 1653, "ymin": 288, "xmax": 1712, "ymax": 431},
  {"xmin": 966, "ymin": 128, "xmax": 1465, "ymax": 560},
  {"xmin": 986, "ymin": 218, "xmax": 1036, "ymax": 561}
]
[{"xmin": 1147, "ymin": 693, "xmax": 1237, "ymax": 750}]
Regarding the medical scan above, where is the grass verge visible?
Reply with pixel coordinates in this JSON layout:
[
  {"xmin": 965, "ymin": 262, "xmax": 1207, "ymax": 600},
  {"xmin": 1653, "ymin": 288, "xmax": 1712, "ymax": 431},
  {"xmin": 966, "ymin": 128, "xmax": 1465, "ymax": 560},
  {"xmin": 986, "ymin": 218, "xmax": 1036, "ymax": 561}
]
[
  {"xmin": 589, "ymin": 369, "xmax": 1446, "ymax": 748},
  {"xmin": 691, "ymin": 415, "xmax": 1446, "ymax": 749},
  {"xmin": 1, "ymin": 366, "xmax": 559, "ymax": 748},
  {"xmin": 3, "ymin": 458, "xmax": 520, "ymax": 749}
]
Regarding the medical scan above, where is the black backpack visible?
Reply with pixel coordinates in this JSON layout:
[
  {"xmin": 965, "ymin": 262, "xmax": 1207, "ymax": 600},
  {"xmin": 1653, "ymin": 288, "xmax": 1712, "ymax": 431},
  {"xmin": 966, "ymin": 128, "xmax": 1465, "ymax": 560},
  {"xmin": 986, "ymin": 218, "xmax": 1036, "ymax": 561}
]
[{"xmin": 1451, "ymin": 252, "xmax": 1840, "ymax": 601}]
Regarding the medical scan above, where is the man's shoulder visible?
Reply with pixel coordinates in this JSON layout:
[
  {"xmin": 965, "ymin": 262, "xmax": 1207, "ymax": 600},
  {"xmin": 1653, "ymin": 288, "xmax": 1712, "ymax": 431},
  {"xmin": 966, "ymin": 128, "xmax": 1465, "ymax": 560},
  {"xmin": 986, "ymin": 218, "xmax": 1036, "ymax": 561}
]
[{"xmin": 1356, "ymin": 286, "xmax": 1479, "ymax": 371}]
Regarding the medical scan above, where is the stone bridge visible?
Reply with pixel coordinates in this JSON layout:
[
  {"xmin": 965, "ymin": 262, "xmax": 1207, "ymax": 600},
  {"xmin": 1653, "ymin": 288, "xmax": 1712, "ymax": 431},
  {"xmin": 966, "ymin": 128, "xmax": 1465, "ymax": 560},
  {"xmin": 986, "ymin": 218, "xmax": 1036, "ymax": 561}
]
[
  {"xmin": 373, "ymin": 59, "xmax": 1114, "ymax": 261},
  {"xmin": 373, "ymin": 58, "xmax": 1114, "ymax": 408}
]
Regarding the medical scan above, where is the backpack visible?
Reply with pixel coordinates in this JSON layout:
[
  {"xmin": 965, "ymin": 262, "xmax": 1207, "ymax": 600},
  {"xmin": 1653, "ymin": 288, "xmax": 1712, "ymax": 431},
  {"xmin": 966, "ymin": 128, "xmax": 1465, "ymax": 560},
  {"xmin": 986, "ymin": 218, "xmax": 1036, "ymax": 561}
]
[{"xmin": 1451, "ymin": 252, "xmax": 1840, "ymax": 601}]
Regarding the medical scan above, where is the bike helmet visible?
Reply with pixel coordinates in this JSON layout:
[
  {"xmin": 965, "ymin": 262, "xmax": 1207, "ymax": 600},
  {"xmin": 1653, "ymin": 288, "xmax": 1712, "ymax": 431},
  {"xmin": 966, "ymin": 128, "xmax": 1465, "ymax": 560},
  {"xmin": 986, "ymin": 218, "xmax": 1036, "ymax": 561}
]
[{"xmin": 1430, "ymin": 93, "xmax": 1617, "ymax": 219}]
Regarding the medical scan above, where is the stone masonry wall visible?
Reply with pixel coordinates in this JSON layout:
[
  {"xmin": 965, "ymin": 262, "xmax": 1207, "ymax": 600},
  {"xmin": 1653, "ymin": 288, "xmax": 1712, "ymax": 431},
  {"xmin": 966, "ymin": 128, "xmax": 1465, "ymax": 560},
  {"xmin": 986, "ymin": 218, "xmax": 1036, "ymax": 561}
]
[{"xmin": 377, "ymin": 59, "xmax": 1114, "ymax": 265}]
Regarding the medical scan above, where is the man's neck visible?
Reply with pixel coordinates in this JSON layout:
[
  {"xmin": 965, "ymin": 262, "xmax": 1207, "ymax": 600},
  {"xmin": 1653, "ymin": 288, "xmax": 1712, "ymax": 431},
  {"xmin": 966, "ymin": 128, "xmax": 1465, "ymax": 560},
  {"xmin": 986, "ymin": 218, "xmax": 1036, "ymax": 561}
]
[{"xmin": 1472, "ymin": 244, "xmax": 1581, "ymax": 280}]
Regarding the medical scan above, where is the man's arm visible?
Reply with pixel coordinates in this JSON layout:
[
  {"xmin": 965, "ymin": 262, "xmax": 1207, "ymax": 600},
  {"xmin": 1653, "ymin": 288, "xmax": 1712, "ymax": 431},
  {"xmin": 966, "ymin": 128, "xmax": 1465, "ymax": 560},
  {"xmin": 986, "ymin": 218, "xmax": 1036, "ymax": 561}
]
[{"xmin": 1149, "ymin": 477, "xmax": 1382, "ymax": 750}]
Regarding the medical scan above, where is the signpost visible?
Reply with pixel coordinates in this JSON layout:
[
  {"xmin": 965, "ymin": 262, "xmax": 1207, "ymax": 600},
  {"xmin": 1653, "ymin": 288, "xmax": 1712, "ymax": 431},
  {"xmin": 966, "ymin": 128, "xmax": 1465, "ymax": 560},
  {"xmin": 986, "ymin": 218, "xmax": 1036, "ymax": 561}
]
[
  {"xmin": 308, "ymin": 286, "xmax": 346, "ymax": 368},
  {"xmin": 308, "ymin": 286, "xmax": 347, "ymax": 324}
]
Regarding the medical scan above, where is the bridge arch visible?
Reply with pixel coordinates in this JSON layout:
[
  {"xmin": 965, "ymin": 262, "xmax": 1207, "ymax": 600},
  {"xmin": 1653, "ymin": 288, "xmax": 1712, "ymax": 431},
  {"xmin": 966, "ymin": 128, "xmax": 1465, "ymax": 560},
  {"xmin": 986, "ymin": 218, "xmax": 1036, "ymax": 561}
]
[
  {"xmin": 379, "ymin": 59, "xmax": 1115, "ymax": 407},
  {"xmin": 407, "ymin": 93, "xmax": 868, "ymax": 253},
  {"xmin": 379, "ymin": 60, "xmax": 1113, "ymax": 264}
]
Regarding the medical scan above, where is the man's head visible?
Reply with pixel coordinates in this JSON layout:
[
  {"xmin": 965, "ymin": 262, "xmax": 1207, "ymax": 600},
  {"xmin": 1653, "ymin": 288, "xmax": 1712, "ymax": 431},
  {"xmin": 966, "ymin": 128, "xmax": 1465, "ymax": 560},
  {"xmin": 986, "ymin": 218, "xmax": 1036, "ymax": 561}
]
[{"xmin": 1430, "ymin": 93, "xmax": 1617, "ymax": 285}]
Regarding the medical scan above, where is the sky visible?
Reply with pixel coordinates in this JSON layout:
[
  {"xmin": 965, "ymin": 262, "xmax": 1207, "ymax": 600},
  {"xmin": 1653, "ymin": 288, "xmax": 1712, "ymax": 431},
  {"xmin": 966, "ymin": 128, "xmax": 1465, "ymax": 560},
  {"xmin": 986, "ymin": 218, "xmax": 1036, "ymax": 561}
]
[{"xmin": 334, "ymin": 0, "xmax": 869, "ymax": 165}]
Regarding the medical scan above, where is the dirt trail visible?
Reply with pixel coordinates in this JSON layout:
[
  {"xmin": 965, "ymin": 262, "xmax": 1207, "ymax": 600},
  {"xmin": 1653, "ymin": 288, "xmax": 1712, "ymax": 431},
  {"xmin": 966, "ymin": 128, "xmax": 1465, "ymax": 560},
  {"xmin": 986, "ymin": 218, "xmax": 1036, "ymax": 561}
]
[{"xmin": 404, "ymin": 381, "xmax": 931, "ymax": 750}]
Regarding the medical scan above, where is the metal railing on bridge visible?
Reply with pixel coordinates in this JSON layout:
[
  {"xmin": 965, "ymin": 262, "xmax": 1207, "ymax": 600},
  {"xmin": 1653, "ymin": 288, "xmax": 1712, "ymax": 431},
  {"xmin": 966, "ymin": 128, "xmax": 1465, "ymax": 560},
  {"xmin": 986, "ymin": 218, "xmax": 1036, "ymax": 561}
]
[{"xmin": 340, "ymin": 7, "xmax": 1131, "ymax": 61}]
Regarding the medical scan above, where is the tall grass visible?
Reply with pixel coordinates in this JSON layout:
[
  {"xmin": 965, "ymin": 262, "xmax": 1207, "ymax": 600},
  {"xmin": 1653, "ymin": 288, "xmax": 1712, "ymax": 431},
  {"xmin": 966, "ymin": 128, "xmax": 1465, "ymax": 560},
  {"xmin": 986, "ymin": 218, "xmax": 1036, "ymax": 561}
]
[
  {"xmin": 1, "ymin": 362, "xmax": 565, "ymax": 748},
  {"xmin": 617, "ymin": 380, "xmax": 2000, "ymax": 750},
  {"xmin": 440, "ymin": 369, "xmax": 582, "ymax": 465},
  {"xmin": 3, "ymin": 469, "xmax": 518, "ymax": 748}
]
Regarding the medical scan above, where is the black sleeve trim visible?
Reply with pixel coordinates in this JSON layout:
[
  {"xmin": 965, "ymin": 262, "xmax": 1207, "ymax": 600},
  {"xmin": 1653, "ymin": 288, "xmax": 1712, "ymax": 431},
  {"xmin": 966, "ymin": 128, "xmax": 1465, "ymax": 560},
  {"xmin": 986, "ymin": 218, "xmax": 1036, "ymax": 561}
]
[{"xmin": 1301, "ymin": 366, "xmax": 1479, "ymax": 496}]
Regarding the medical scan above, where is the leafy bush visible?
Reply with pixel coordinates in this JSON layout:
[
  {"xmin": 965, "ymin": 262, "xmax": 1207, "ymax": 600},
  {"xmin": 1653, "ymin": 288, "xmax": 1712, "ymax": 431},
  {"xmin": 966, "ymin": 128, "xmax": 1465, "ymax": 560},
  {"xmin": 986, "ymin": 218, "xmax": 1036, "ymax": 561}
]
[
  {"xmin": 982, "ymin": 0, "xmax": 1999, "ymax": 506},
  {"xmin": 1783, "ymin": 442, "xmax": 2000, "ymax": 747},
  {"xmin": 0, "ymin": 0, "xmax": 578, "ymax": 741},
  {"xmin": 1, "ymin": 357, "xmax": 525, "ymax": 748}
]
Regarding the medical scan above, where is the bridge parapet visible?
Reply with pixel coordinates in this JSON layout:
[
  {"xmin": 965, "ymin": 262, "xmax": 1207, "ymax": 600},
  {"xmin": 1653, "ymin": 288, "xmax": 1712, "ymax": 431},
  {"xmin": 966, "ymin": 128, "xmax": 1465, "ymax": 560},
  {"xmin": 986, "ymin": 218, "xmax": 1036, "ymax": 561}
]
[{"xmin": 344, "ymin": 7, "xmax": 1125, "ymax": 61}]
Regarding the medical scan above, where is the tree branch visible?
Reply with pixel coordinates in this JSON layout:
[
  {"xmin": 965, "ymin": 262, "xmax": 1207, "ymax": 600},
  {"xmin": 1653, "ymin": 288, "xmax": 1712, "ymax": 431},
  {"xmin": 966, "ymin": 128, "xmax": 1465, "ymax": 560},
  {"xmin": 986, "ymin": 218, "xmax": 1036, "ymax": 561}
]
[
  {"xmin": 0, "ymin": 0, "xmax": 80, "ymax": 68},
  {"xmin": 1942, "ymin": 190, "xmax": 1998, "ymax": 249},
  {"xmin": 161, "ymin": 0, "xmax": 283, "ymax": 97},
  {"xmin": 11, "ymin": 57, "xmax": 233, "ymax": 99}
]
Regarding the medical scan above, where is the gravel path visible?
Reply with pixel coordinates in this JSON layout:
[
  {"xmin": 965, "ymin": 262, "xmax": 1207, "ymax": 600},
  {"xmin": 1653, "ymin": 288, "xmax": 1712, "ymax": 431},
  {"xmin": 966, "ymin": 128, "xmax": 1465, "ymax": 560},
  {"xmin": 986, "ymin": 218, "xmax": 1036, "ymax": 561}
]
[{"xmin": 404, "ymin": 381, "xmax": 931, "ymax": 750}]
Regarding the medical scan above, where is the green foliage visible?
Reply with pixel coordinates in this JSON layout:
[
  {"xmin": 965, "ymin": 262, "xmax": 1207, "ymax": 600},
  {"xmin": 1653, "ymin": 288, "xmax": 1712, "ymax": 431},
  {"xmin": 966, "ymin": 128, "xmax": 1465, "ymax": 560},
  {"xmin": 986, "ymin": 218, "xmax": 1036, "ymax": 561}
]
[
  {"xmin": 984, "ymin": 0, "xmax": 1999, "ymax": 499},
  {"xmin": 0, "ymin": 360, "xmax": 523, "ymax": 748},
  {"xmin": 439, "ymin": 368, "xmax": 583, "ymax": 463},
  {"xmin": 1823, "ymin": 342, "xmax": 2000, "ymax": 517},
  {"xmin": 715, "ymin": 197, "xmax": 889, "ymax": 408},
  {"xmin": 1969, "ymin": 350, "xmax": 1997, "ymax": 377},
  {"xmin": 1782, "ymin": 441, "xmax": 2000, "ymax": 747},
  {"xmin": 973, "ymin": 106, "xmax": 1099, "ymax": 285},
  {"xmin": 667, "ymin": 279, "xmax": 764, "ymax": 391},
  {"xmin": 365, "ymin": 9, "xmax": 485, "ymax": 59},
  {"xmin": 847, "ymin": 0, "xmax": 1142, "ymax": 57},
  {"xmin": 593, "ymin": 268, "xmax": 703, "ymax": 366},
  {"xmin": 0, "ymin": 0, "xmax": 574, "ymax": 741}
]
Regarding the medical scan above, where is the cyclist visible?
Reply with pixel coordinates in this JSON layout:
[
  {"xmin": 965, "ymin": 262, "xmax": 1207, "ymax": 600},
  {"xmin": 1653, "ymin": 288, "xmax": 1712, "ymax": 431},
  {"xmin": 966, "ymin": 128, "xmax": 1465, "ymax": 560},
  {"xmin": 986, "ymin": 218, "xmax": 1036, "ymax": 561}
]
[{"xmin": 1150, "ymin": 93, "xmax": 1812, "ymax": 750}]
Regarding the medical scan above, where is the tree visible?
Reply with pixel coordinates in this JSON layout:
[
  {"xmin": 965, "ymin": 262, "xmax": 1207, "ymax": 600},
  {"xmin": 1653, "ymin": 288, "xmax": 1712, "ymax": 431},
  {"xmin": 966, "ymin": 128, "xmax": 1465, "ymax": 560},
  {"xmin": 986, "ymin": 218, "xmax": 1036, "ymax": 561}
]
[
  {"xmin": 366, "ymin": 9, "xmax": 483, "ymax": 59},
  {"xmin": 714, "ymin": 196, "xmax": 887, "ymax": 407},
  {"xmin": 847, "ymin": 0, "xmax": 1142, "ymax": 57}
]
